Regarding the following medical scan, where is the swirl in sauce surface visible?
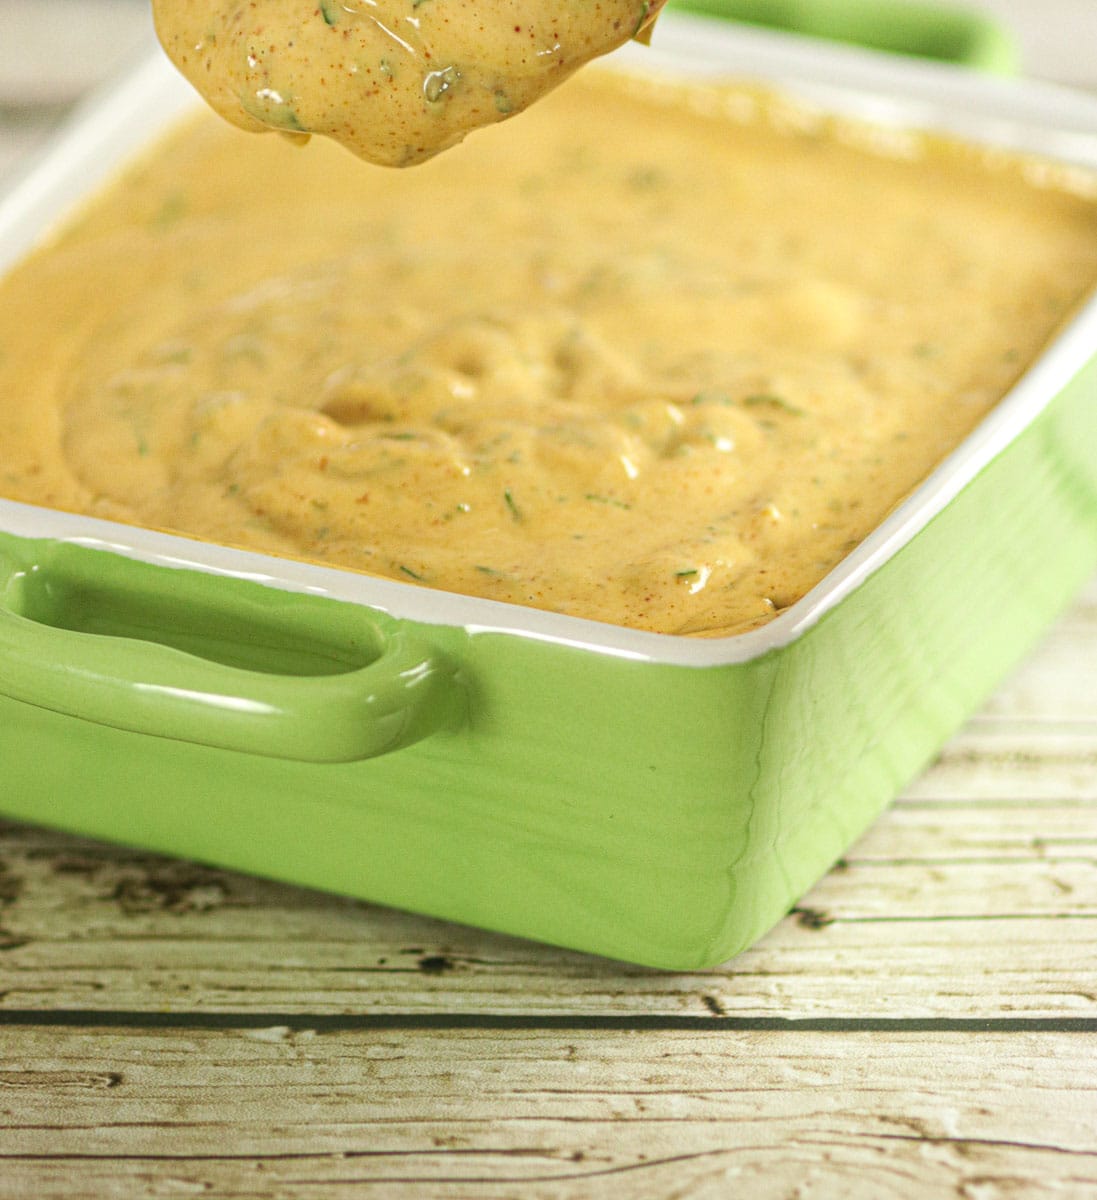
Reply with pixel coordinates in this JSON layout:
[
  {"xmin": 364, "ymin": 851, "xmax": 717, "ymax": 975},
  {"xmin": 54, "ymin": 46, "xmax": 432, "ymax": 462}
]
[{"xmin": 1, "ymin": 73, "xmax": 1095, "ymax": 634}]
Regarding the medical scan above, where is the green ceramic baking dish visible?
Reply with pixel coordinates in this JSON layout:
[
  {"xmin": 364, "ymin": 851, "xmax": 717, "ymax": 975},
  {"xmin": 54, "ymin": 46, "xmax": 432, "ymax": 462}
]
[{"xmin": 0, "ymin": 18, "xmax": 1094, "ymax": 969}]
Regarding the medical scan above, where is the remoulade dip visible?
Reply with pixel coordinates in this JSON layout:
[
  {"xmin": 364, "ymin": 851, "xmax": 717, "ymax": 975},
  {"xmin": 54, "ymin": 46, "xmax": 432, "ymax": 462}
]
[{"xmin": 1, "ymin": 71, "xmax": 1095, "ymax": 635}]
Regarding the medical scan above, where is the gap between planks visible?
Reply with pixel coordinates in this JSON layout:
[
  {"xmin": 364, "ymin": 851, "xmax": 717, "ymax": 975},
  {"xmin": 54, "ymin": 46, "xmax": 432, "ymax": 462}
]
[{"xmin": 1, "ymin": 1010, "xmax": 1096, "ymax": 1033}]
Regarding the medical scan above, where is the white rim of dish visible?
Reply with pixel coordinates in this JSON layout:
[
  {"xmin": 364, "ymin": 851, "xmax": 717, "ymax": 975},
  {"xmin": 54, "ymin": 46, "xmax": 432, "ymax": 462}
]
[{"xmin": 0, "ymin": 15, "xmax": 1095, "ymax": 668}]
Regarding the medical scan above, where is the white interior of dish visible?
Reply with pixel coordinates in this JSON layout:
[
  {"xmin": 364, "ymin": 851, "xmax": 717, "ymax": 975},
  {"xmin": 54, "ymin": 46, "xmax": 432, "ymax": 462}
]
[{"xmin": 1, "ymin": 15, "xmax": 1096, "ymax": 667}]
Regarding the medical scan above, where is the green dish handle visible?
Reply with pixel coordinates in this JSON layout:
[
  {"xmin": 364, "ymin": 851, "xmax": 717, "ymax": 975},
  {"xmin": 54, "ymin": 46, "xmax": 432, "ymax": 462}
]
[
  {"xmin": 664, "ymin": 0, "xmax": 1019, "ymax": 74},
  {"xmin": 0, "ymin": 550, "xmax": 463, "ymax": 763}
]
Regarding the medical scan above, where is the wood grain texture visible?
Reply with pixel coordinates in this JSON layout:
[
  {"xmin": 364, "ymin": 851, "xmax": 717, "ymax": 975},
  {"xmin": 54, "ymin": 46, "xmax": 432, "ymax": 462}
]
[{"xmin": 1, "ymin": 1027, "xmax": 1096, "ymax": 1199}]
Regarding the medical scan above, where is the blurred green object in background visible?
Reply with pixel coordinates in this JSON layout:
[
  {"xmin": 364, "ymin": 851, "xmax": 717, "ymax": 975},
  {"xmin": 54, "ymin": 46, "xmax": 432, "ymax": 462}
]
[{"xmin": 664, "ymin": 0, "xmax": 1019, "ymax": 73}]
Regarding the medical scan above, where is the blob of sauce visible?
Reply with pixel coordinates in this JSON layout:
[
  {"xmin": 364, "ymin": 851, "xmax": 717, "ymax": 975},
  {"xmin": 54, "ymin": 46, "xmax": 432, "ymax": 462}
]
[{"xmin": 152, "ymin": 0, "xmax": 664, "ymax": 166}]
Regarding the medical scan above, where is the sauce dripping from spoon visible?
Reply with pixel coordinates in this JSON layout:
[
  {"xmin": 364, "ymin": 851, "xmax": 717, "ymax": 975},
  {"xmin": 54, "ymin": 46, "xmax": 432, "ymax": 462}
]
[{"xmin": 153, "ymin": 0, "xmax": 665, "ymax": 166}]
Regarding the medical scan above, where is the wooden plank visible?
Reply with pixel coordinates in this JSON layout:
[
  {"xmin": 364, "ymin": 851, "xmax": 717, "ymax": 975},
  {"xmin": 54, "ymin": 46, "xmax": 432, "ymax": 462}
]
[
  {"xmin": 903, "ymin": 726, "xmax": 1097, "ymax": 801},
  {"xmin": 1, "ymin": 1024, "xmax": 1096, "ymax": 1199},
  {"xmin": 978, "ymin": 630, "xmax": 1097, "ymax": 724},
  {"xmin": 2, "ymin": 925, "xmax": 1096, "ymax": 1018}
]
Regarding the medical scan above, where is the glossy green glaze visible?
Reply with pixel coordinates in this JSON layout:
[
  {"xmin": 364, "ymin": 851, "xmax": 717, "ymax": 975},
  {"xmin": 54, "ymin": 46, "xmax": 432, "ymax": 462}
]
[
  {"xmin": 0, "ymin": 549, "xmax": 463, "ymax": 762},
  {"xmin": 665, "ymin": 0, "xmax": 1019, "ymax": 74},
  {"xmin": 0, "ymin": 356, "xmax": 1093, "ymax": 968}
]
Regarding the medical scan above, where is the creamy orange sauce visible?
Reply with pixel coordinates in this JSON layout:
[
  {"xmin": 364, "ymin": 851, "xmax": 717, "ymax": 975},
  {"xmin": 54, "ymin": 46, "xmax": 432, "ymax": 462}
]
[
  {"xmin": 152, "ymin": 0, "xmax": 663, "ymax": 166},
  {"xmin": 1, "ymin": 72, "xmax": 1096, "ymax": 635}
]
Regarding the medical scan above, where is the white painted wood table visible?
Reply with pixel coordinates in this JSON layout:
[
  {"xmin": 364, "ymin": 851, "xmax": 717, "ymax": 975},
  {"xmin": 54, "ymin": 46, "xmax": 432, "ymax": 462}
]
[{"xmin": 0, "ymin": 3, "xmax": 1095, "ymax": 1197}]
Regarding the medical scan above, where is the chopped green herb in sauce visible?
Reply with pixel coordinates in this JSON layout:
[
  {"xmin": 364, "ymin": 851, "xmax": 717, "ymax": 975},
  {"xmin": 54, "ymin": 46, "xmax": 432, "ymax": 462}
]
[
  {"xmin": 503, "ymin": 488, "xmax": 523, "ymax": 521},
  {"xmin": 742, "ymin": 394, "xmax": 805, "ymax": 416}
]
